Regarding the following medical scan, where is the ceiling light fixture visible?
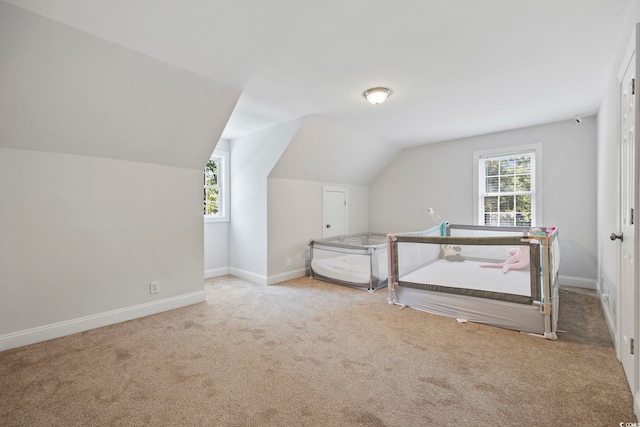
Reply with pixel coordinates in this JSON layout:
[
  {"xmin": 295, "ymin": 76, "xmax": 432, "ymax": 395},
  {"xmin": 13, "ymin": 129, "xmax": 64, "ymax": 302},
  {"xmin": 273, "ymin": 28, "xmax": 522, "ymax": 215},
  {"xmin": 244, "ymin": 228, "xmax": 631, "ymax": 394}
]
[{"xmin": 363, "ymin": 87, "xmax": 391, "ymax": 105}]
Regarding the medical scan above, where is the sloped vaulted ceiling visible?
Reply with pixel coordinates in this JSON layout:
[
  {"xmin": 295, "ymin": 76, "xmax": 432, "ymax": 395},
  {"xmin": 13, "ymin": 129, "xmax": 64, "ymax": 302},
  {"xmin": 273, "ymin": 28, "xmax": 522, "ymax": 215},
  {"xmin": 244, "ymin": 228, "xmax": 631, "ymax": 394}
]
[
  {"xmin": 269, "ymin": 116, "xmax": 402, "ymax": 186},
  {"xmin": 1, "ymin": 0, "xmax": 629, "ymax": 147},
  {"xmin": 0, "ymin": 3, "xmax": 240, "ymax": 170}
]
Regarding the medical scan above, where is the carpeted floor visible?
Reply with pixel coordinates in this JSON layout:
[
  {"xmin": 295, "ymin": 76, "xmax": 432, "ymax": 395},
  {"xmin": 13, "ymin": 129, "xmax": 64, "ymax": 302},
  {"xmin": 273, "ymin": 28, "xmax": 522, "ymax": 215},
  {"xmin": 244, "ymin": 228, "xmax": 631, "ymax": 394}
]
[{"xmin": 0, "ymin": 275, "xmax": 636, "ymax": 426}]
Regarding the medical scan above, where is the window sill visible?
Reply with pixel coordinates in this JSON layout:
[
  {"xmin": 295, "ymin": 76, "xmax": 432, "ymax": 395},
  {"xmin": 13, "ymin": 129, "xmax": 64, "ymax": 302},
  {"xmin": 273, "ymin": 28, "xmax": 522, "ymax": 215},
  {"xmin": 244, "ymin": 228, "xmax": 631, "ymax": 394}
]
[{"xmin": 205, "ymin": 216, "xmax": 229, "ymax": 224}]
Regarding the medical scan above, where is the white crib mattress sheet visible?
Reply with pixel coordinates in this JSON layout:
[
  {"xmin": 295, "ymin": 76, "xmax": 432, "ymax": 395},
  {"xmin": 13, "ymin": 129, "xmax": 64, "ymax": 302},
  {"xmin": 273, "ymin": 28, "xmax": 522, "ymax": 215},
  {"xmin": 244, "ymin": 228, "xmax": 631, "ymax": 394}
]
[
  {"xmin": 399, "ymin": 259, "xmax": 531, "ymax": 297},
  {"xmin": 312, "ymin": 254, "xmax": 387, "ymax": 285}
]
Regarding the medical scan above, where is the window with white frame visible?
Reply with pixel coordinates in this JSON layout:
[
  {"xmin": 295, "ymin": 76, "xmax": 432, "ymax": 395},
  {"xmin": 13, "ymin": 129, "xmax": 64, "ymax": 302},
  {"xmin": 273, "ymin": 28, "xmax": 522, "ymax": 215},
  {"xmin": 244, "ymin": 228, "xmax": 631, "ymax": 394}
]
[
  {"xmin": 475, "ymin": 145, "xmax": 541, "ymax": 227},
  {"xmin": 204, "ymin": 150, "xmax": 229, "ymax": 221}
]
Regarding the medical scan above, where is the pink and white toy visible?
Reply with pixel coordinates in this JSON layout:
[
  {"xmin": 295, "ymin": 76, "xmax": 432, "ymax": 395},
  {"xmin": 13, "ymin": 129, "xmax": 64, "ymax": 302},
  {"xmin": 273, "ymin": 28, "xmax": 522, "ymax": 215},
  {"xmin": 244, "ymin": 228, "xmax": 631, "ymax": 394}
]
[{"xmin": 480, "ymin": 246, "xmax": 530, "ymax": 274}]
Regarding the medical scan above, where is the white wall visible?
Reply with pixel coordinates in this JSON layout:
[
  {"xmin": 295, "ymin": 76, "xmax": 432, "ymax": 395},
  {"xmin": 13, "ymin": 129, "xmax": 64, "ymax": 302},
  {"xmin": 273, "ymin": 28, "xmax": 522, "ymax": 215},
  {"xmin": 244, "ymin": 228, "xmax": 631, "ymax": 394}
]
[
  {"xmin": 204, "ymin": 222, "xmax": 230, "ymax": 277},
  {"xmin": 270, "ymin": 116, "xmax": 401, "ymax": 185},
  {"xmin": 267, "ymin": 178, "xmax": 369, "ymax": 281},
  {"xmin": 597, "ymin": 3, "xmax": 640, "ymax": 337},
  {"xmin": 0, "ymin": 3, "xmax": 238, "ymax": 170},
  {"xmin": 204, "ymin": 140, "xmax": 231, "ymax": 278},
  {"xmin": 229, "ymin": 120, "xmax": 302, "ymax": 283},
  {"xmin": 0, "ymin": 148, "xmax": 204, "ymax": 334},
  {"xmin": 0, "ymin": 4, "xmax": 239, "ymax": 350},
  {"xmin": 265, "ymin": 116, "xmax": 398, "ymax": 283},
  {"xmin": 230, "ymin": 114, "xmax": 398, "ymax": 284},
  {"xmin": 370, "ymin": 118, "xmax": 598, "ymax": 286},
  {"xmin": 267, "ymin": 117, "xmax": 400, "ymax": 283},
  {"xmin": 231, "ymin": 115, "xmax": 396, "ymax": 285}
]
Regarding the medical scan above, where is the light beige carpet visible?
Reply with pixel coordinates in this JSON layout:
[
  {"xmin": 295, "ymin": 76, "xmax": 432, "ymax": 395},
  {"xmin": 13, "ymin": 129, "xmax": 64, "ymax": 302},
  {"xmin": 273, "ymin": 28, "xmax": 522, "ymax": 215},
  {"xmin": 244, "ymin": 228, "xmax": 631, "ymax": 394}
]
[{"xmin": 0, "ymin": 275, "xmax": 636, "ymax": 426}]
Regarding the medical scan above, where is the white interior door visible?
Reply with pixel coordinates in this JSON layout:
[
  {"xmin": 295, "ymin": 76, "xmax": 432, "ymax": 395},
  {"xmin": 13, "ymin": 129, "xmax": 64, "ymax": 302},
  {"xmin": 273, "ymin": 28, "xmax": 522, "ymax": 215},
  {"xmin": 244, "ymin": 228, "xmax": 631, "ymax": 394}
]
[
  {"xmin": 617, "ymin": 42, "xmax": 638, "ymax": 398},
  {"xmin": 323, "ymin": 187, "xmax": 347, "ymax": 238}
]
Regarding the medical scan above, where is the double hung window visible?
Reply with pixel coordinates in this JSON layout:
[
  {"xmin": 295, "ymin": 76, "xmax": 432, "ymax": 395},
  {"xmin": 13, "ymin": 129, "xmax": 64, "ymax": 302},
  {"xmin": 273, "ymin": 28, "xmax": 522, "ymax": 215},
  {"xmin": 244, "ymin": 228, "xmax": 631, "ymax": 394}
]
[{"xmin": 475, "ymin": 145, "xmax": 541, "ymax": 227}]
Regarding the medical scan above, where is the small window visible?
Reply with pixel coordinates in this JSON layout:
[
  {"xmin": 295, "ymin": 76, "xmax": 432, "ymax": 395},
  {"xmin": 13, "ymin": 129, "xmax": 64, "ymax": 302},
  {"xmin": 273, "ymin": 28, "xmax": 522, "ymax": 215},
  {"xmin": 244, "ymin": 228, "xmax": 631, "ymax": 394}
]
[
  {"xmin": 204, "ymin": 150, "xmax": 229, "ymax": 222},
  {"xmin": 204, "ymin": 157, "xmax": 221, "ymax": 215},
  {"xmin": 474, "ymin": 144, "xmax": 541, "ymax": 227}
]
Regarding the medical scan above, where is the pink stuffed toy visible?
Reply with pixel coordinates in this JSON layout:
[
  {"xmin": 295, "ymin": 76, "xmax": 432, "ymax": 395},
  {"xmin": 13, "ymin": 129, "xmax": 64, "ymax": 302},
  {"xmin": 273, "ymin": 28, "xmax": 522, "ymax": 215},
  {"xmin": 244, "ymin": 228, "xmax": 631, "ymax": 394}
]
[{"xmin": 480, "ymin": 246, "xmax": 530, "ymax": 274}]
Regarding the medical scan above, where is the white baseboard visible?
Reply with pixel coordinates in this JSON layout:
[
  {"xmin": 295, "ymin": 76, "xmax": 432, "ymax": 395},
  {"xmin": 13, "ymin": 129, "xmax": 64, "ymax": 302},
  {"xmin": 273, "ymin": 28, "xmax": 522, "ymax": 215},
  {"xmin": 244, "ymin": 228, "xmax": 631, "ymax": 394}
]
[
  {"xmin": 226, "ymin": 267, "xmax": 306, "ymax": 285},
  {"xmin": 558, "ymin": 275, "xmax": 597, "ymax": 289},
  {"xmin": 229, "ymin": 267, "xmax": 268, "ymax": 285},
  {"xmin": 267, "ymin": 268, "xmax": 306, "ymax": 285},
  {"xmin": 0, "ymin": 291, "xmax": 205, "ymax": 352},
  {"xmin": 205, "ymin": 267, "xmax": 230, "ymax": 279},
  {"xmin": 599, "ymin": 293, "xmax": 618, "ymax": 350}
]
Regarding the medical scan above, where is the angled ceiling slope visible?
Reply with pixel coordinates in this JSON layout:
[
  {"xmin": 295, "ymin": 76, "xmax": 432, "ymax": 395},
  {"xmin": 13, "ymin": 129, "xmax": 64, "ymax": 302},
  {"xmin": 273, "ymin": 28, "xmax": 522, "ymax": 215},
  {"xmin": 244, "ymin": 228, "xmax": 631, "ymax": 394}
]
[
  {"xmin": 3, "ymin": 0, "xmax": 630, "ymax": 147},
  {"xmin": 270, "ymin": 117, "xmax": 402, "ymax": 186},
  {"xmin": 0, "ymin": 3, "xmax": 240, "ymax": 169}
]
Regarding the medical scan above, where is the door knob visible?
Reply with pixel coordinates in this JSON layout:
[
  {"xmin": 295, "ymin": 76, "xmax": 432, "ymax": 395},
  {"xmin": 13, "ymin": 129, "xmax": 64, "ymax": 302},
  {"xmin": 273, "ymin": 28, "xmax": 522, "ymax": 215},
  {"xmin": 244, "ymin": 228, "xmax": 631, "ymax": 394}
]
[
  {"xmin": 326, "ymin": 224, "xmax": 331, "ymax": 228},
  {"xmin": 610, "ymin": 232, "xmax": 623, "ymax": 242}
]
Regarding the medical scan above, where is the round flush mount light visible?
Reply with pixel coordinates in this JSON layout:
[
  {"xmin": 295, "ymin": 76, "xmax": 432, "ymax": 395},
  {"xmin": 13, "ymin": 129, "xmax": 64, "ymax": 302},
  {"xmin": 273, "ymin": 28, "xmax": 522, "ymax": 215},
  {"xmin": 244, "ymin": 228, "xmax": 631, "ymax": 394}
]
[{"xmin": 363, "ymin": 87, "xmax": 391, "ymax": 105}]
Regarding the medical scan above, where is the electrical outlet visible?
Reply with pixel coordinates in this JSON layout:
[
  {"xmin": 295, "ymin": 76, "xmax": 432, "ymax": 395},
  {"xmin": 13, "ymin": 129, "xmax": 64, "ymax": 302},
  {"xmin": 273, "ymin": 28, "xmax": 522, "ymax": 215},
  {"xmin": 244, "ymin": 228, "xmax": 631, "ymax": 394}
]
[
  {"xmin": 150, "ymin": 281, "xmax": 159, "ymax": 294},
  {"xmin": 286, "ymin": 257, "xmax": 292, "ymax": 267}
]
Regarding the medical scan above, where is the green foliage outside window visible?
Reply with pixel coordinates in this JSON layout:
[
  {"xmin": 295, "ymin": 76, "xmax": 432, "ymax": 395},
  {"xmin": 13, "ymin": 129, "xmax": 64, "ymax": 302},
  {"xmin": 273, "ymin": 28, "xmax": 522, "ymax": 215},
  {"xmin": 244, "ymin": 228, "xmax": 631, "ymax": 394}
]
[{"xmin": 204, "ymin": 159, "xmax": 220, "ymax": 215}]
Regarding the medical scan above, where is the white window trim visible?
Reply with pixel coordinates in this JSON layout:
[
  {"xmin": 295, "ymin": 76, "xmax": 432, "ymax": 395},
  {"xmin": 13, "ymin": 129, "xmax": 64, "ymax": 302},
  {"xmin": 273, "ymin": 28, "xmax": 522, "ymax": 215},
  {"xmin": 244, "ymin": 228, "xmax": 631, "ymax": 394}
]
[
  {"xmin": 205, "ymin": 150, "xmax": 230, "ymax": 223},
  {"xmin": 473, "ymin": 143, "xmax": 543, "ymax": 226}
]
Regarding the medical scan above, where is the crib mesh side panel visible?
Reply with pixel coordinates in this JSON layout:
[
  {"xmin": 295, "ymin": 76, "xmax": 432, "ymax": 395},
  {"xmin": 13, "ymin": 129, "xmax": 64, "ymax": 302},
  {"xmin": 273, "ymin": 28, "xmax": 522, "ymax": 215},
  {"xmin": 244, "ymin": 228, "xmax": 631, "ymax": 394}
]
[
  {"xmin": 396, "ymin": 238, "xmax": 535, "ymax": 305},
  {"xmin": 311, "ymin": 247, "xmax": 372, "ymax": 285},
  {"xmin": 529, "ymin": 242, "xmax": 541, "ymax": 301},
  {"xmin": 309, "ymin": 232, "xmax": 388, "ymax": 290}
]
